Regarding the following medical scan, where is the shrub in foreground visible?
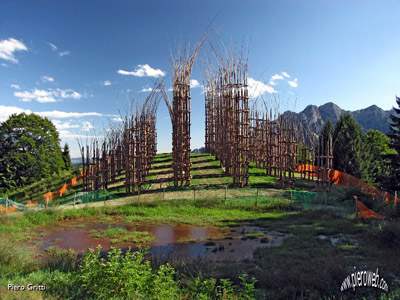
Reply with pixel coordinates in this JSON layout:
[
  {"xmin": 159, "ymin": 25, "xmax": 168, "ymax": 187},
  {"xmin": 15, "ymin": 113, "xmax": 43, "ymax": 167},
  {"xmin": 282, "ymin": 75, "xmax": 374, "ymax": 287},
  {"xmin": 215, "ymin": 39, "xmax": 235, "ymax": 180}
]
[{"xmin": 46, "ymin": 246, "xmax": 257, "ymax": 300}]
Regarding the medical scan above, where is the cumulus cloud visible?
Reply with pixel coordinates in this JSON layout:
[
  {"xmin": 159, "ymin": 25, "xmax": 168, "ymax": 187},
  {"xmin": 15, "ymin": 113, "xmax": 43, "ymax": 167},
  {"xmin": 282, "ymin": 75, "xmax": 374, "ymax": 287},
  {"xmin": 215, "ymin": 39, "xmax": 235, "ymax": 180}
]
[
  {"xmin": 112, "ymin": 117, "xmax": 123, "ymax": 122},
  {"xmin": 190, "ymin": 79, "xmax": 201, "ymax": 88},
  {"xmin": 14, "ymin": 88, "xmax": 82, "ymax": 103},
  {"xmin": 288, "ymin": 78, "xmax": 298, "ymax": 88},
  {"xmin": 271, "ymin": 74, "xmax": 283, "ymax": 81},
  {"xmin": 0, "ymin": 105, "xmax": 32, "ymax": 122},
  {"xmin": 270, "ymin": 74, "xmax": 284, "ymax": 86},
  {"xmin": 58, "ymin": 130, "xmax": 98, "ymax": 139},
  {"xmin": 247, "ymin": 77, "xmax": 277, "ymax": 99},
  {"xmin": 282, "ymin": 72, "xmax": 290, "ymax": 78},
  {"xmin": 0, "ymin": 38, "xmax": 28, "ymax": 63},
  {"xmin": 52, "ymin": 120, "xmax": 80, "ymax": 130},
  {"xmin": 103, "ymin": 80, "xmax": 111, "ymax": 86},
  {"xmin": 37, "ymin": 110, "xmax": 103, "ymax": 118},
  {"xmin": 81, "ymin": 121, "xmax": 94, "ymax": 132},
  {"xmin": 117, "ymin": 64, "xmax": 166, "ymax": 78},
  {"xmin": 41, "ymin": 76, "xmax": 54, "ymax": 83},
  {"xmin": 140, "ymin": 87, "xmax": 153, "ymax": 92},
  {"xmin": 59, "ymin": 50, "xmax": 70, "ymax": 57},
  {"xmin": 10, "ymin": 84, "xmax": 20, "ymax": 89}
]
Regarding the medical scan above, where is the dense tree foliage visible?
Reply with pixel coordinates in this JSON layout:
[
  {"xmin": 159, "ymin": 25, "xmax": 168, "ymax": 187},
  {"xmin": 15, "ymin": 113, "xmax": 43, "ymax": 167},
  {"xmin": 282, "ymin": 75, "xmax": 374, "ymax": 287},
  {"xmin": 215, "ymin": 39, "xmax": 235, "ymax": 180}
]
[
  {"xmin": 0, "ymin": 113, "xmax": 65, "ymax": 190},
  {"xmin": 62, "ymin": 143, "xmax": 72, "ymax": 170},
  {"xmin": 318, "ymin": 119, "xmax": 334, "ymax": 155},
  {"xmin": 332, "ymin": 114, "xmax": 364, "ymax": 178},
  {"xmin": 386, "ymin": 96, "xmax": 400, "ymax": 192},
  {"xmin": 362, "ymin": 130, "xmax": 395, "ymax": 187}
]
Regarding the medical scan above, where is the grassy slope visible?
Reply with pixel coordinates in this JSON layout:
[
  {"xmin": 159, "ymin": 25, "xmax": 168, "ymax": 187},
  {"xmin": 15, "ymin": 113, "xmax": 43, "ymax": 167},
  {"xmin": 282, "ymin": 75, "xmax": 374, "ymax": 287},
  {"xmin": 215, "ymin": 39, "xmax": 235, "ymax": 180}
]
[{"xmin": 1, "ymin": 153, "xmax": 399, "ymax": 299}]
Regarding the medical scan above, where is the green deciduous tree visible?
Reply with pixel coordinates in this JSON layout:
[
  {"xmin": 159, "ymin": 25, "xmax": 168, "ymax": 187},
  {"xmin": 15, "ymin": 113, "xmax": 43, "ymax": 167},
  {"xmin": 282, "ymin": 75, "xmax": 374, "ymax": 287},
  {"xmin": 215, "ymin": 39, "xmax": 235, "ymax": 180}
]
[
  {"xmin": 362, "ymin": 130, "xmax": 395, "ymax": 187},
  {"xmin": 0, "ymin": 113, "xmax": 64, "ymax": 190},
  {"xmin": 332, "ymin": 114, "xmax": 364, "ymax": 178}
]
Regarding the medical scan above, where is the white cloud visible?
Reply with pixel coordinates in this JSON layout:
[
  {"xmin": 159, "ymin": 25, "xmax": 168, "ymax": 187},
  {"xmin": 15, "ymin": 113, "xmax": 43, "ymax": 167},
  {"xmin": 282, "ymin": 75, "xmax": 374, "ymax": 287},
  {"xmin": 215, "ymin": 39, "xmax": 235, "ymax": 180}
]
[
  {"xmin": 1, "ymin": 63, "xmax": 8, "ymax": 67},
  {"xmin": 58, "ymin": 130, "xmax": 98, "ymax": 139},
  {"xmin": 247, "ymin": 77, "xmax": 277, "ymax": 99},
  {"xmin": 59, "ymin": 50, "xmax": 70, "ymax": 57},
  {"xmin": 103, "ymin": 80, "xmax": 111, "ymax": 86},
  {"xmin": 10, "ymin": 84, "xmax": 20, "ymax": 89},
  {"xmin": 269, "ymin": 74, "xmax": 284, "ymax": 86},
  {"xmin": 52, "ymin": 120, "xmax": 80, "ymax": 130},
  {"xmin": 117, "ymin": 64, "xmax": 165, "ymax": 78},
  {"xmin": 56, "ymin": 88, "xmax": 81, "ymax": 99},
  {"xmin": 81, "ymin": 121, "xmax": 94, "ymax": 132},
  {"xmin": 38, "ymin": 110, "xmax": 103, "ymax": 118},
  {"xmin": 48, "ymin": 43, "xmax": 70, "ymax": 57},
  {"xmin": 14, "ymin": 88, "xmax": 82, "ymax": 103},
  {"xmin": 47, "ymin": 42, "xmax": 58, "ymax": 51},
  {"xmin": 41, "ymin": 76, "xmax": 54, "ymax": 83},
  {"xmin": 140, "ymin": 86, "xmax": 153, "ymax": 92},
  {"xmin": 0, "ymin": 105, "xmax": 32, "ymax": 122},
  {"xmin": 112, "ymin": 117, "xmax": 123, "ymax": 122},
  {"xmin": 190, "ymin": 79, "xmax": 201, "ymax": 88},
  {"xmin": 0, "ymin": 38, "xmax": 28, "ymax": 63},
  {"xmin": 282, "ymin": 72, "xmax": 290, "ymax": 78},
  {"xmin": 288, "ymin": 78, "xmax": 298, "ymax": 88},
  {"xmin": 271, "ymin": 74, "xmax": 283, "ymax": 81},
  {"xmin": 14, "ymin": 89, "xmax": 57, "ymax": 103}
]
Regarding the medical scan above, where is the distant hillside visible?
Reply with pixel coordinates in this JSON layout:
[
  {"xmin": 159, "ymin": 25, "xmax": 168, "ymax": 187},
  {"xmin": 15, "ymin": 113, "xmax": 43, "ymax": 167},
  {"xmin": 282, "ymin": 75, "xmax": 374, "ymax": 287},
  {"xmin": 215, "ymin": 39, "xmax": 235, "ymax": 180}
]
[
  {"xmin": 191, "ymin": 147, "xmax": 205, "ymax": 154},
  {"xmin": 282, "ymin": 102, "xmax": 395, "ymax": 139},
  {"xmin": 71, "ymin": 157, "xmax": 82, "ymax": 166}
]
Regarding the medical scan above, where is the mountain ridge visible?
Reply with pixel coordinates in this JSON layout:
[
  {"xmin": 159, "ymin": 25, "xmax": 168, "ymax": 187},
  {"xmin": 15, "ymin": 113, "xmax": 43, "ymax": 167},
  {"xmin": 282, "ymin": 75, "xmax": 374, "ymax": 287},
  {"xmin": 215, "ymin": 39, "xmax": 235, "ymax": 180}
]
[{"xmin": 282, "ymin": 102, "xmax": 395, "ymax": 137}]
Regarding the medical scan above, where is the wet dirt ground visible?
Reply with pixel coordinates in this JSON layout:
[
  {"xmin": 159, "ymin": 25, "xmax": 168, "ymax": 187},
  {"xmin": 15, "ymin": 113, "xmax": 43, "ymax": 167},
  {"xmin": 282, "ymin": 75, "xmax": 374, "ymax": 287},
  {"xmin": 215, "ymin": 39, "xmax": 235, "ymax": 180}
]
[{"xmin": 33, "ymin": 218, "xmax": 291, "ymax": 262}]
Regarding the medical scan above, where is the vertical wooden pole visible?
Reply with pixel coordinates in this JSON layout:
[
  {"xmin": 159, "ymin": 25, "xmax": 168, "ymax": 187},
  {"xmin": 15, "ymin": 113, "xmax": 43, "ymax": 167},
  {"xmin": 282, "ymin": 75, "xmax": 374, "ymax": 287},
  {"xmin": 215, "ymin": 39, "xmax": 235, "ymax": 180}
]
[
  {"xmin": 163, "ymin": 188, "xmax": 165, "ymax": 201},
  {"xmin": 256, "ymin": 188, "xmax": 259, "ymax": 206},
  {"xmin": 5, "ymin": 197, "xmax": 8, "ymax": 215},
  {"xmin": 225, "ymin": 186, "xmax": 227, "ymax": 203}
]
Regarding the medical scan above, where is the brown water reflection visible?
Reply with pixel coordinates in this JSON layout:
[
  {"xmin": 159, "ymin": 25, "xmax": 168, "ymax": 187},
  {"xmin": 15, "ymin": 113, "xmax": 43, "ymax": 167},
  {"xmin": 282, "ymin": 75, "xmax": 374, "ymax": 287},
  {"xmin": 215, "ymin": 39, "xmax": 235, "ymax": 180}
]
[{"xmin": 36, "ymin": 219, "xmax": 291, "ymax": 261}]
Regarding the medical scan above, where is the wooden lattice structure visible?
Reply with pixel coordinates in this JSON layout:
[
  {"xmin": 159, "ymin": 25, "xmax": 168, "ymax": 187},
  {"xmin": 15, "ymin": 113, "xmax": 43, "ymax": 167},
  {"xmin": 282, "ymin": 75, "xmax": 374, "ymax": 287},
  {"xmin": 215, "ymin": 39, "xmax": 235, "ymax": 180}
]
[
  {"xmin": 162, "ymin": 36, "xmax": 207, "ymax": 187},
  {"xmin": 203, "ymin": 49, "xmax": 250, "ymax": 186},
  {"xmin": 80, "ymin": 83, "xmax": 160, "ymax": 194},
  {"xmin": 316, "ymin": 132, "xmax": 333, "ymax": 191}
]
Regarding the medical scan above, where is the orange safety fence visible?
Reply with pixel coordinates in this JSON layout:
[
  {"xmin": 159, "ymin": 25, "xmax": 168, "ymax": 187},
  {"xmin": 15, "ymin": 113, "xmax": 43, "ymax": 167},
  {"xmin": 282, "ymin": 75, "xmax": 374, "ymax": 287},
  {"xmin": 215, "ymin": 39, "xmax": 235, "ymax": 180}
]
[
  {"xmin": 26, "ymin": 201, "xmax": 38, "ymax": 208},
  {"xmin": 355, "ymin": 197, "xmax": 386, "ymax": 220},
  {"xmin": 59, "ymin": 183, "xmax": 68, "ymax": 197},
  {"xmin": 330, "ymin": 170, "xmax": 397, "ymax": 203},
  {"xmin": 71, "ymin": 176, "xmax": 77, "ymax": 186},
  {"xmin": 296, "ymin": 165, "xmax": 397, "ymax": 204},
  {"xmin": 0, "ymin": 205, "xmax": 17, "ymax": 214},
  {"xmin": 43, "ymin": 191, "xmax": 54, "ymax": 202},
  {"xmin": 42, "ymin": 173, "xmax": 84, "ymax": 200},
  {"xmin": 296, "ymin": 164, "xmax": 318, "ymax": 176}
]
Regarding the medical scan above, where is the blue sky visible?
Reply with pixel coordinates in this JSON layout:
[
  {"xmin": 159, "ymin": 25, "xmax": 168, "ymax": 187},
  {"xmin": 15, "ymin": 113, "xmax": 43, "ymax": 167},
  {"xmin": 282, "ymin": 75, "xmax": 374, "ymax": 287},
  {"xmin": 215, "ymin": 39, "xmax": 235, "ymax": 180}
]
[{"xmin": 1, "ymin": 0, "xmax": 399, "ymax": 157}]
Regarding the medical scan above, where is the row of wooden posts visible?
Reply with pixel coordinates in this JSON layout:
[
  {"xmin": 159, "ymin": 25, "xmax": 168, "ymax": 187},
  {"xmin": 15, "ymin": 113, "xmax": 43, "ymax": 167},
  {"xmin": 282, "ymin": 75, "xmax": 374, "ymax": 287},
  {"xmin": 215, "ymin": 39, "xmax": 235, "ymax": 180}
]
[
  {"xmin": 80, "ymin": 37, "xmax": 334, "ymax": 192},
  {"xmin": 80, "ymin": 87, "xmax": 160, "ymax": 194}
]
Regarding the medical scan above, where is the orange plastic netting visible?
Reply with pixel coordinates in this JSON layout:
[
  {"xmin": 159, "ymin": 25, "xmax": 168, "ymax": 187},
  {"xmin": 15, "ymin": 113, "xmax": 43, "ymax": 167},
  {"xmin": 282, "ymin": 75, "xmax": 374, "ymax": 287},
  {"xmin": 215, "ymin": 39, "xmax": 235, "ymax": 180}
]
[
  {"xmin": 295, "ymin": 164, "xmax": 318, "ymax": 176},
  {"xmin": 355, "ymin": 198, "xmax": 386, "ymax": 220},
  {"xmin": 43, "ymin": 191, "xmax": 54, "ymax": 202},
  {"xmin": 26, "ymin": 201, "xmax": 38, "ymax": 208},
  {"xmin": 59, "ymin": 183, "xmax": 68, "ymax": 197},
  {"xmin": 296, "ymin": 165, "xmax": 397, "ymax": 204},
  {"xmin": 0, "ymin": 205, "xmax": 17, "ymax": 214}
]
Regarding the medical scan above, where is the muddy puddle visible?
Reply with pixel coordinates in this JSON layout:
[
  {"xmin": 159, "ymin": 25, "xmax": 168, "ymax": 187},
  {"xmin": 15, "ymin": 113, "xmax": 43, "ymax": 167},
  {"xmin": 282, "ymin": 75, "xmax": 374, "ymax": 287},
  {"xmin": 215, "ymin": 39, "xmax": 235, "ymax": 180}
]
[{"xmin": 33, "ymin": 219, "xmax": 291, "ymax": 262}]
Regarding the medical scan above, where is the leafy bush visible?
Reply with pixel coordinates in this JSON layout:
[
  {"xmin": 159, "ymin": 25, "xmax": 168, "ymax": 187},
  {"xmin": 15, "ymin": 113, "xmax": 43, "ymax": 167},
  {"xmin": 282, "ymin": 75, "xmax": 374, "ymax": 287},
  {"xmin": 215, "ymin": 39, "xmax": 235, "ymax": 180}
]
[{"xmin": 46, "ymin": 246, "xmax": 257, "ymax": 300}]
